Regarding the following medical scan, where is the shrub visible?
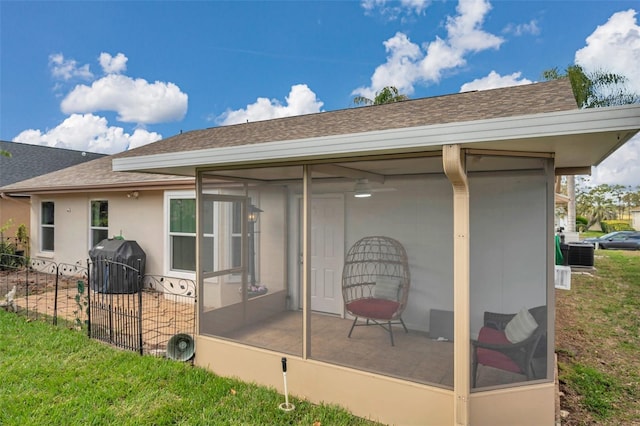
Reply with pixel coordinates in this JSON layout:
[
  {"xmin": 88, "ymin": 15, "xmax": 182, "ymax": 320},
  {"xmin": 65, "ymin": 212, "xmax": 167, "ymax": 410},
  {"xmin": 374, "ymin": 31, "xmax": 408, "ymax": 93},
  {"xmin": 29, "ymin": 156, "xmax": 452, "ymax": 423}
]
[
  {"xmin": 576, "ymin": 216, "xmax": 588, "ymax": 232},
  {"xmin": 0, "ymin": 240, "xmax": 17, "ymax": 270},
  {"xmin": 600, "ymin": 220, "xmax": 633, "ymax": 233}
]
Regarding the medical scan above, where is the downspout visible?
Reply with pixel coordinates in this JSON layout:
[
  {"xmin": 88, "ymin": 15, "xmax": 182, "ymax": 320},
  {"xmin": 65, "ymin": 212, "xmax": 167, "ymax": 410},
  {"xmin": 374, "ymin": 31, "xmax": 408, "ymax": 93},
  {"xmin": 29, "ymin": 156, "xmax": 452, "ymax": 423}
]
[{"xmin": 443, "ymin": 145, "xmax": 470, "ymax": 426}]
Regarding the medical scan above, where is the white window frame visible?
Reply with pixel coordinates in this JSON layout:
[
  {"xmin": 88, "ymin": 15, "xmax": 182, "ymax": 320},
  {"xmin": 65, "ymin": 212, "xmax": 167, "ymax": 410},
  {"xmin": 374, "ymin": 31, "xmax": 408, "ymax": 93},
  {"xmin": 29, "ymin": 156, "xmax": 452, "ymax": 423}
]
[
  {"xmin": 165, "ymin": 191, "xmax": 220, "ymax": 279},
  {"xmin": 40, "ymin": 201, "xmax": 55, "ymax": 253},
  {"xmin": 165, "ymin": 190, "xmax": 198, "ymax": 279},
  {"xmin": 89, "ymin": 199, "xmax": 109, "ymax": 249},
  {"xmin": 165, "ymin": 190, "xmax": 249, "ymax": 283}
]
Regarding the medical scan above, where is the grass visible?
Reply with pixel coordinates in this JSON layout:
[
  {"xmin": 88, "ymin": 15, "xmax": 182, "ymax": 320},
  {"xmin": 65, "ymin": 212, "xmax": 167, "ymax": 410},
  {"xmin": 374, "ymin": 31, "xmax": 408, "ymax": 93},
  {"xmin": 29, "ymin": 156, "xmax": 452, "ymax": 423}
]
[
  {"xmin": 556, "ymin": 249, "xmax": 640, "ymax": 425},
  {"xmin": 577, "ymin": 230, "xmax": 604, "ymax": 239},
  {"xmin": 0, "ymin": 312, "xmax": 379, "ymax": 426},
  {"xmin": 2, "ymin": 249, "xmax": 638, "ymax": 425}
]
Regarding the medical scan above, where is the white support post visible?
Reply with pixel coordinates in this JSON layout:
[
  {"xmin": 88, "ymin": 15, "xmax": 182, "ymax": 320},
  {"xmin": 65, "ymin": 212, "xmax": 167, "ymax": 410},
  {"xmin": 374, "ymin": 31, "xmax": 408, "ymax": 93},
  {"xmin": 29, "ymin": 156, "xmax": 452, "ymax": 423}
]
[{"xmin": 443, "ymin": 145, "xmax": 470, "ymax": 426}]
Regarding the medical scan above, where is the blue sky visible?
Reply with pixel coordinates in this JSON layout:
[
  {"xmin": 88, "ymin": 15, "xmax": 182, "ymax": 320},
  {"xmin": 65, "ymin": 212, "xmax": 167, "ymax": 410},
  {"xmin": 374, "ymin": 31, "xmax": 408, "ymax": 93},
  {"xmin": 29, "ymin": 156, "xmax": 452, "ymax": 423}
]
[{"xmin": 1, "ymin": 0, "xmax": 639, "ymax": 186}]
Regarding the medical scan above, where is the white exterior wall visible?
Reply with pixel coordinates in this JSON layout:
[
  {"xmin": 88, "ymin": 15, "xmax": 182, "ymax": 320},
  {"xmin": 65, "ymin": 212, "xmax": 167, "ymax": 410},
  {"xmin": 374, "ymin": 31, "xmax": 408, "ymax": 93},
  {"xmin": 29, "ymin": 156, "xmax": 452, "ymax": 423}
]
[
  {"xmin": 282, "ymin": 169, "xmax": 548, "ymax": 337},
  {"xmin": 632, "ymin": 210, "xmax": 640, "ymax": 231},
  {"xmin": 105, "ymin": 190, "xmax": 164, "ymax": 275},
  {"xmin": 30, "ymin": 191, "xmax": 165, "ymax": 275},
  {"xmin": 345, "ymin": 175, "xmax": 454, "ymax": 333}
]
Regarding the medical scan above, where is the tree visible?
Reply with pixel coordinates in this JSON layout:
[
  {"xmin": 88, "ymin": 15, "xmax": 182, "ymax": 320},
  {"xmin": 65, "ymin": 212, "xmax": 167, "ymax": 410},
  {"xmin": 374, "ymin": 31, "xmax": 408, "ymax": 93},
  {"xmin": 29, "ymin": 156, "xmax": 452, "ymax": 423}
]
[
  {"xmin": 543, "ymin": 65, "xmax": 640, "ymax": 109},
  {"xmin": 543, "ymin": 65, "xmax": 640, "ymax": 231},
  {"xmin": 575, "ymin": 181, "xmax": 640, "ymax": 229},
  {"xmin": 353, "ymin": 86, "xmax": 409, "ymax": 106},
  {"xmin": 1, "ymin": 150, "xmax": 10, "ymax": 158},
  {"xmin": 576, "ymin": 184, "xmax": 618, "ymax": 229}
]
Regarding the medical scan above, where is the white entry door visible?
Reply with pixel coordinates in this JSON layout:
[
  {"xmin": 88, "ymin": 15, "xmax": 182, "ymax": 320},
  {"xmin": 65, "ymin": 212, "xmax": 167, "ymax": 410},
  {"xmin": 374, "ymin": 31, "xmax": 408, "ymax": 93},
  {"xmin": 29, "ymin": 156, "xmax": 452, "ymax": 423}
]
[{"xmin": 305, "ymin": 195, "xmax": 345, "ymax": 315}]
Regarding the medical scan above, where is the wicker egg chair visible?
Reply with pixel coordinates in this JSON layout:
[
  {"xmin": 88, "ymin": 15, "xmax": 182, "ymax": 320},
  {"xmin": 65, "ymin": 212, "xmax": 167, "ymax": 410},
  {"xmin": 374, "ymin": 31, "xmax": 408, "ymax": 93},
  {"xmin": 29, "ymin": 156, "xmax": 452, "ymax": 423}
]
[{"xmin": 342, "ymin": 236, "xmax": 410, "ymax": 346}]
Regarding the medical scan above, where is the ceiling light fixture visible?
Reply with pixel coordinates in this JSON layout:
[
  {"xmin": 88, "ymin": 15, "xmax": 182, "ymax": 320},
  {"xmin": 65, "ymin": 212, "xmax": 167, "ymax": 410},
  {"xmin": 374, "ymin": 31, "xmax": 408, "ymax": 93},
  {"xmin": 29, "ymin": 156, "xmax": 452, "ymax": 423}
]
[{"xmin": 353, "ymin": 178, "xmax": 372, "ymax": 198}]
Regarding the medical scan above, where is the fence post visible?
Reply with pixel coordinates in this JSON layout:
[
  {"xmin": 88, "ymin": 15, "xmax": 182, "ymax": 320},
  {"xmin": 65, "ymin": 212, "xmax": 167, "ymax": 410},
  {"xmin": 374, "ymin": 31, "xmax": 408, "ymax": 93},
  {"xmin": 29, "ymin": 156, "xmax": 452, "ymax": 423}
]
[
  {"xmin": 53, "ymin": 263, "xmax": 60, "ymax": 326},
  {"xmin": 25, "ymin": 260, "xmax": 30, "ymax": 317},
  {"xmin": 86, "ymin": 259, "xmax": 92, "ymax": 338},
  {"xmin": 137, "ymin": 259, "xmax": 144, "ymax": 355}
]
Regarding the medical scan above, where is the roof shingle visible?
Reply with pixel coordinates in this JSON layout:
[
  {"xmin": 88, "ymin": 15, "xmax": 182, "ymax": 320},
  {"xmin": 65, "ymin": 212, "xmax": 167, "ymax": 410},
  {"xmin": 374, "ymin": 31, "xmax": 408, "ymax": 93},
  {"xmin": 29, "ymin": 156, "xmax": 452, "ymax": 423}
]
[{"xmin": 1, "ymin": 79, "xmax": 577, "ymax": 193}]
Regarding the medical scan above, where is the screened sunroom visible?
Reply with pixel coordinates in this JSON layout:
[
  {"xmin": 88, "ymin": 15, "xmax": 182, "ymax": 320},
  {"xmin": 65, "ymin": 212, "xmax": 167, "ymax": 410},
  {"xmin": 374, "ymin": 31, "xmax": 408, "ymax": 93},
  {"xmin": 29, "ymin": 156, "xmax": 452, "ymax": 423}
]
[
  {"xmin": 196, "ymin": 152, "xmax": 551, "ymax": 390},
  {"xmin": 112, "ymin": 79, "xmax": 640, "ymax": 425}
]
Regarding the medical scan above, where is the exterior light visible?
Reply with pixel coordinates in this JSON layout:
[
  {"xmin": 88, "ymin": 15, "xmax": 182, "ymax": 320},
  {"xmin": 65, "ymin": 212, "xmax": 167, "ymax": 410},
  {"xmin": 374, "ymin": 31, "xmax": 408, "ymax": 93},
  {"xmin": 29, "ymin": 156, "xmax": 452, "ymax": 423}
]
[{"xmin": 248, "ymin": 204, "xmax": 263, "ymax": 222}]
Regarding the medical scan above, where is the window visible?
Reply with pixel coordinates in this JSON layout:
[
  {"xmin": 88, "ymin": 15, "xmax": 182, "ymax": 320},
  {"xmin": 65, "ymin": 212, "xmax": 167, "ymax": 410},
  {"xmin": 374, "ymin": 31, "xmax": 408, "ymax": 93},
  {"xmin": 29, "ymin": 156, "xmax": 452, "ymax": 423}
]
[
  {"xmin": 41, "ymin": 201, "xmax": 55, "ymax": 252},
  {"xmin": 167, "ymin": 193, "xmax": 216, "ymax": 275},
  {"xmin": 170, "ymin": 198, "xmax": 197, "ymax": 272},
  {"xmin": 90, "ymin": 200, "xmax": 108, "ymax": 248}
]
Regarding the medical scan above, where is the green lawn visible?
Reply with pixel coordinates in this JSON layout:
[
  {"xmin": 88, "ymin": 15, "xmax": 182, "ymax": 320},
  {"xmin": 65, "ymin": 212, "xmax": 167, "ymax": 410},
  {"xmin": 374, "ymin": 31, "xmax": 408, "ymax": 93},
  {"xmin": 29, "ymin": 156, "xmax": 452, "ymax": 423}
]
[
  {"xmin": 556, "ymin": 250, "xmax": 640, "ymax": 425},
  {"xmin": 2, "ymin": 249, "xmax": 638, "ymax": 425},
  {"xmin": 0, "ymin": 311, "xmax": 379, "ymax": 426}
]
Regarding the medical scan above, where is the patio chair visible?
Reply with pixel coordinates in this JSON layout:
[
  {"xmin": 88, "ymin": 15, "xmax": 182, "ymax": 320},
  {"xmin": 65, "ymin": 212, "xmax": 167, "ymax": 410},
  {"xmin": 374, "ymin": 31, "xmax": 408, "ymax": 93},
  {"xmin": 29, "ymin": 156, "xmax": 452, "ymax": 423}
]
[
  {"xmin": 471, "ymin": 305, "xmax": 547, "ymax": 387},
  {"xmin": 342, "ymin": 236, "xmax": 410, "ymax": 346}
]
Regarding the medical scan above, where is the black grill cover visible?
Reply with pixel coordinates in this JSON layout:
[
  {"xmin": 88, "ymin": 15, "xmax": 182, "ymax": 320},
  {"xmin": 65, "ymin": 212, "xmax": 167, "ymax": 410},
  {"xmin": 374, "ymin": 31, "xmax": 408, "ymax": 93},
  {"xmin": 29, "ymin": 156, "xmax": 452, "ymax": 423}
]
[{"xmin": 89, "ymin": 239, "xmax": 146, "ymax": 293}]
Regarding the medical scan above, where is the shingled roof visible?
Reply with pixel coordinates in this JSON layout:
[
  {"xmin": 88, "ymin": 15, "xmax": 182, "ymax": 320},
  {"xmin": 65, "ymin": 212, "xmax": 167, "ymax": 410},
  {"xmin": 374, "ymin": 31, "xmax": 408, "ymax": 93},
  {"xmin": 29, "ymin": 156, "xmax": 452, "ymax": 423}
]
[
  {"xmin": 0, "ymin": 154, "xmax": 193, "ymax": 194},
  {"xmin": 1, "ymin": 79, "xmax": 578, "ymax": 194},
  {"xmin": 117, "ymin": 78, "xmax": 578, "ymax": 159},
  {"xmin": 0, "ymin": 141, "xmax": 105, "ymax": 187}
]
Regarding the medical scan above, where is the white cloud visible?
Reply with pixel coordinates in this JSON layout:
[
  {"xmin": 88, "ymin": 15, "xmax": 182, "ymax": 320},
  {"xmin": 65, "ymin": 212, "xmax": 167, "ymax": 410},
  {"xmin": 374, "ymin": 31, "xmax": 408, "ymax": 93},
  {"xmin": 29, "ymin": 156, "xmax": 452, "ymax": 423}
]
[
  {"xmin": 361, "ymin": 0, "xmax": 429, "ymax": 19},
  {"xmin": 353, "ymin": 33, "xmax": 422, "ymax": 100},
  {"xmin": 12, "ymin": 113, "xmax": 161, "ymax": 155},
  {"xmin": 589, "ymin": 134, "xmax": 640, "ymax": 187},
  {"xmin": 575, "ymin": 9, "xmax": 640, "ymax": 94},
  {"xmin": 216, "ymin": 84, "xmax": 324, "ymax": 125},
  {"xmin": 459, "ymin": 71, "xmax": 532, "ymax": 92},
  {"xmin": 60, "ymin": 74, "xmax": 188, "ymax": 124},
  {"xmin": 99, "ymin": 52, "xmax": 128, "ymax": 74},
  {"xmin": 575, "ymin": 9, "xmax": 640, "ymax": 186},
  {"xmin": 49, "ymin": 53, "xmax": 93, "ymax": 81},
  {"xmin": 502, "ymin": 20, "xmax": 540, "ymax": 36},
  {"xmin": 353, "ymin": 0, "xmax": 503, "ymax": 99}
]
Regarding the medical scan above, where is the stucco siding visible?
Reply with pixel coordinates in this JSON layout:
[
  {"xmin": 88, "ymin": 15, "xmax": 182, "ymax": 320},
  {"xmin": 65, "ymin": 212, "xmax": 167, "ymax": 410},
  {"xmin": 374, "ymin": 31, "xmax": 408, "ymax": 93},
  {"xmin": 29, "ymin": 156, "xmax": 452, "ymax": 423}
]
[{"xmin": 29, "ymin": 192, "xmax": 165, "ymax": 275}]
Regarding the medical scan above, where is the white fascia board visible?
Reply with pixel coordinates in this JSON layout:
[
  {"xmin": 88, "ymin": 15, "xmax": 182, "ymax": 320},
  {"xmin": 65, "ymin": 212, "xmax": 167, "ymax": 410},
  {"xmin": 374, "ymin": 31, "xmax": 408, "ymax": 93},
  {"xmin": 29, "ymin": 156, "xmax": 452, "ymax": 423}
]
[{"xmin": 113, "ymin": 105, "xmax": 640, "ymax": 173}]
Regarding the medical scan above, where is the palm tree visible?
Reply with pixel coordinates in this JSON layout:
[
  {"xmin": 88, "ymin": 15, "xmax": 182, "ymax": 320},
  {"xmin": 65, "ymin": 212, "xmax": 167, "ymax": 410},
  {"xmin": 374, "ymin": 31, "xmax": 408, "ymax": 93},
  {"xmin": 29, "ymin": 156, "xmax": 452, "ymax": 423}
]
[
  {"xmin": 543, "ymin": 65, "xmax": 640, "ymax": 231},
  {"xmin": 543, "ymin": 65, "xmax": 639, "ymax": 108},
  {"xmin": 353, "ymin": 86, "xmax": 409, "ymax": 106}
]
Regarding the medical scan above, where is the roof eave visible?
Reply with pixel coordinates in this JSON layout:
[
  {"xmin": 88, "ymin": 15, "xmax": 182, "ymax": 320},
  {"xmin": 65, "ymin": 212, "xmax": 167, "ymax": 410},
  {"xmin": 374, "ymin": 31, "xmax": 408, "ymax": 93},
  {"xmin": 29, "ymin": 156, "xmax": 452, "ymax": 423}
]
[
  {"xmin": 0, "ymin": 178, "xmax": 194, "ymax": 196},
  {"xmin": 113, "ymin": 105, "xmax": 640, "ymax": 176}
]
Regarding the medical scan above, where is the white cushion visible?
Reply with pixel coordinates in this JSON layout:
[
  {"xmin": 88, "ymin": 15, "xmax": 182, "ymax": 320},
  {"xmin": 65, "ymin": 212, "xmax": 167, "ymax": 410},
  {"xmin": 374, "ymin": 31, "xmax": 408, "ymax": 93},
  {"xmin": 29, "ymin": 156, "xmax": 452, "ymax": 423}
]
[
  {"xmin": 375, "ymin": 277, "xmax": 401, "ymax": 301},
  {"xmin": 505, "ymin": 308, "xmax": 538, "ymax": 343}
]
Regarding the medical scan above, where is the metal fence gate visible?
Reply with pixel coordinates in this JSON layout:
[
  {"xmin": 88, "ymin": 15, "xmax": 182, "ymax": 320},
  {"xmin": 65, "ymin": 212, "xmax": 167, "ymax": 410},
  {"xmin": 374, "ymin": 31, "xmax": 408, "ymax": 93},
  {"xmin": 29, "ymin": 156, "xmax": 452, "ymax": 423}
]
[
  {"xmin": 2, "ymin": 254, "xmax": 196, "ymax": 357},
  {"xmin": 88, "ymin": 259, "xmax": 144, "ymax": 354}
]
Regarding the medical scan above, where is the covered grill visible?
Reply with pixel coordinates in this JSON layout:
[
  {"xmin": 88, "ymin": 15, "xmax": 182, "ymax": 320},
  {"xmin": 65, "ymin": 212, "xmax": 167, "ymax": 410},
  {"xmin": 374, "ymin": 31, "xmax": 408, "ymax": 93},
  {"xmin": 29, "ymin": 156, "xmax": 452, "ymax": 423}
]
[{"xmin": 89, "ymin": 239, "xmax": 146, "ymax": 293}]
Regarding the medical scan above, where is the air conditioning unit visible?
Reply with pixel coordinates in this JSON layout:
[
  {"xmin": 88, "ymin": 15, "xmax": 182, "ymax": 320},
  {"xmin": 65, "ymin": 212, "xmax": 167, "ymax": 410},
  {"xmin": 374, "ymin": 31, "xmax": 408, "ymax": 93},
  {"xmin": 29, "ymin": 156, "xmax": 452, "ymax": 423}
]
[{"xmin": 567, "ymin": 243, "xmax": 594, "ymax": 267}]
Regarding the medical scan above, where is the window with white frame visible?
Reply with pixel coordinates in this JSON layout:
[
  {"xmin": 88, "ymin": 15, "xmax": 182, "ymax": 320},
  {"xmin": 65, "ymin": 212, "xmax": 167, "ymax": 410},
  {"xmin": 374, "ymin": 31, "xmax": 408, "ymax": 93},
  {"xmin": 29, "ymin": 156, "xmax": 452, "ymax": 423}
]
[
  {"xmin": 40, "ymin": 201, "xmax": 55, "ymax": 252},
  {"xmin": 166, "ymin": 192, "xmax": 216, "ymax": 275},
  {"xmin": 169, "ymin": 197, "xmax": 197, "ymax": 272},
  {"xmin": 90, "ymin": 200, "xmax": 108, "ymax": 248}
]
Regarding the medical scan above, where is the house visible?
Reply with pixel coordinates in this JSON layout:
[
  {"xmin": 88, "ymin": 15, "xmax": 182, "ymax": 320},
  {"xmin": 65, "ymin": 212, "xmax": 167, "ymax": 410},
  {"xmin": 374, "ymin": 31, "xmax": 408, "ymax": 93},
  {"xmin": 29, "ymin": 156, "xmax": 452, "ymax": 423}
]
[
  {"xmin": 0, "ymin": 141, "xmax": 104, "ymax": 245},
  {"xmin": 3, "ymin": 79, "xmax": 640, "ymax": 425},
  {"xmin": 0, "ymin": 152, "xmax": 193, "ymax": 274},
  {"xmin": 632, "ymin": 207, "xmax": 640, "ymax": 231}
]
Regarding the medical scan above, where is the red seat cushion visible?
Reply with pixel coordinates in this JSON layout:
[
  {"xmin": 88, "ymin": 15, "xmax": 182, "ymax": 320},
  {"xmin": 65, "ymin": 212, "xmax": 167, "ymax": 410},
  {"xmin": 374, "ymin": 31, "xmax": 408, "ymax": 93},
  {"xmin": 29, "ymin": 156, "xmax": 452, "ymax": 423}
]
[
  {"xmin": 346, "ymin": 298, "xmax": 400, "ymax": 320},
  {"xmin": 476, "ymin": 326, "xmax": 522, "ymax": 374}
]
